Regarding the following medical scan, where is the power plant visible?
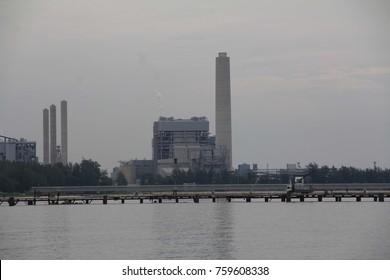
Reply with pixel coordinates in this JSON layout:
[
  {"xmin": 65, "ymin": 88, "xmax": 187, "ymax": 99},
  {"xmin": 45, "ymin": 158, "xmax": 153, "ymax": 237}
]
[
  {"xmin": 115, "ymin": 52, "xmax": 234, "ymax": 183},
  {"xmin": 43, "ymin": 100, "xmax": 68, "ymax": 165}
]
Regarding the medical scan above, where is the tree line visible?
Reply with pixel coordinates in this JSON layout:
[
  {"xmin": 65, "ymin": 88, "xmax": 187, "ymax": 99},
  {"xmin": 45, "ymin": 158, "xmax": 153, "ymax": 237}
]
[
  {"xmin": 305, "ymin": 163, "xmax": 390, "ymax": 184},
  {"xmin": 0, "ymin": 159, "xmax": 112, "ymax": 193},
  {"xmin": 1, "ymin": 160, "xmax": 389, "ymax": 193},
  {"xmin": 138, "ymin": 163, "xmax": 390, "ymax": 185}
]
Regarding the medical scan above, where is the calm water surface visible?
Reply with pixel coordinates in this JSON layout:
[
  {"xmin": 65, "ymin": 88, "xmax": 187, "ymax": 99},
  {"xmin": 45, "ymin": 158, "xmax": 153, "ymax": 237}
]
[{"xmin": 1, "ymin": 201, "xmax": 389, "ymax": 259}]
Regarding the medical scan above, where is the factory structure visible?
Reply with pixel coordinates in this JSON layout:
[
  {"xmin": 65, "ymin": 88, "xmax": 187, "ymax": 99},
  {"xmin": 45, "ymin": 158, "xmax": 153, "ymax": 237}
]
[
  {"xmin": 152, "ymin": 116, "xmax": 227, "ymax": 176},
  {"xmin": 116, "ymin": 53, "xmax": 233, "ymax": 184},
  {"xmin": 0, "ymin": 135, "xmax": 37, "ymax": 162},
  {"xmin": 43, "ymin": 100, "xmax": 68, "ymax": 165}
]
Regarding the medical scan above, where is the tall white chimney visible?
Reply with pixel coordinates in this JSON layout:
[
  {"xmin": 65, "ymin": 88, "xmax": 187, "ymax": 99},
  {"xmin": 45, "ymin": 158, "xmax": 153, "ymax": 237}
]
[
  {"xmin": 49, "ymin": 104, "xmax": 56, "ymax": 165},
  {"xmin": 215, "ymin": 52, "xmax": 233, "ymax": 170},
  {"xmin": 43, "ymin": 108, "xmax": 49, "ymax": 164},
  {"xmin": 61, "ymin": 100, "xmax": 68, "ymax": 165}
]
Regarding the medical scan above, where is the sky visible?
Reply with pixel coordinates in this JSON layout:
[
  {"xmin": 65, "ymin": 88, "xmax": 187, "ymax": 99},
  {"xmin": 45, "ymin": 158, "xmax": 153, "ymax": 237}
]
[{"xmin": 1, "ymin": 0, "xmax": 389, "ymax": 172}]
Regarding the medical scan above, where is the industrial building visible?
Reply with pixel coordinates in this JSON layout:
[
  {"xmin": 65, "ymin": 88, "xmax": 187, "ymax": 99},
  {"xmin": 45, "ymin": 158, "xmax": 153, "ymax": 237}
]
[
  {"xmin": 117, "ymin": 159, "xmax": 155, "ymax": 184},
  {"xmin": 152, "ymin": 116, "xmax": 226, "ymax": 176},
  {"xmin": 0, "ymin": 135, "xmax": 38, "ymax": 162},
  {"xmin": 43, "ymin": 100, "xmax": 68, "ymax": 165}
]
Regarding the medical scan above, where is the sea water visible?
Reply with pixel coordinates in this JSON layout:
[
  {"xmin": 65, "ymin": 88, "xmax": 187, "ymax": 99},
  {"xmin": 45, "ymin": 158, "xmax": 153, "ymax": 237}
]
[{"xmin": 1, "ymin": 200, "xmax": 389, "ymax": 259}]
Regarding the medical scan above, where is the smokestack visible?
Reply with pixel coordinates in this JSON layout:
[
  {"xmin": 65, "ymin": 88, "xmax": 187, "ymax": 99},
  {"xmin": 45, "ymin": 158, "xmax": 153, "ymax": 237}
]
[
  {"xmin": 43, "ymin": 108, "xmax": 49, "ymax": 164},
  {"xmin": 216, "ymin": 52, "xmax": 233, "ymax": 170},
  {"xmin": 50, "ymin": 104, "xmax": 57, "ymax": 165},
  {"xmin": 61, "ymin": 100, "xmax": 68, "ymax": 165}
]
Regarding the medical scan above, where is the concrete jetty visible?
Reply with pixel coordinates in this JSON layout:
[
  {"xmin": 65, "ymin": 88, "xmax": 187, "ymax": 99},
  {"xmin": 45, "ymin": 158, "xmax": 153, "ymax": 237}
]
[{"xmin": 1, "ymin": 189, "xmax": 389, "ymax": 206}]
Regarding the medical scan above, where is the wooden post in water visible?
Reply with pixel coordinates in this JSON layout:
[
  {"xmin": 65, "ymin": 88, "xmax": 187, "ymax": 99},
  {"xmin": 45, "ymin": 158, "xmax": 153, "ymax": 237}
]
[
  {"xmin": 8, "ymin": 197, "xmax": 15, "ymax": 207},
  {"xmin": 265, "ymin": 197, "xmax": 269, "ymax": 202},
  {"xmin": 193, "ymin": 196, "xmax": 199, "ymax": 203},
  {"xmin": 281, "ymin": 196, "xmax": 285, "ymax": 202},
  {"xmin": 121, "ymin": 199, "xmax": 125, "ymax": 204},
  {"xmin": 356, "ymin": 196, "xmax": 361, "ymax": 202},
  {"xmin": 226, "ymin": 197, "xmax": 231, "ymax": 202},
  {"xmin": 246, "ymin": 197, "xmax": 251, "ymax": 203},
  {"xmin": 299, "ymin": 195, "xmax": 304, "ymax": 202},
  {"xmin": 374, "ymin": 196, "xmax": 378, "ymax": 202},
  {"xmin": 140, "ymin": 198, "xmax": 143, "ymax": 204},
  {"xmin": 379, "ymin": 193, "xmax": 384, "ymax": 202},
  {"xmin": 318, "ymin": 195, "xmax": 322, "ymax": 202},
  {"xmin": 286, "ymin": 197, "xmax": 291, "ymax": 203},
  {"xmin": 103, "ymin": 195, "xmax": 108, "ymax": 205},
  {"xmin": 212, "ymin": 197, "xmax": 216, "ymax": 203},
  {"xmin": 175, "ymin": 197, "xmax": 179, "ymax": 203},
  {"xmin": 158, "ymin": 198, "xmax": 162, "ymax": 203}
]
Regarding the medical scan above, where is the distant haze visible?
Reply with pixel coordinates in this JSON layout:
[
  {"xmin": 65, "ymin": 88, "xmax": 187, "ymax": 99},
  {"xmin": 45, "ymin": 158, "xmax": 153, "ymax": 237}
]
[{"xmin": 1, "ymin": 0, "xmax": 389, "ymax": 171}]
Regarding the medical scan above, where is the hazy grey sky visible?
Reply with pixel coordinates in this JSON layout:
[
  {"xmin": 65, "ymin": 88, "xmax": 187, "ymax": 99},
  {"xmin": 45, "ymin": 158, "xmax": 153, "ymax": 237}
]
[{"xmin": 1, "ymin": 0, "xmax": 389, "ymax": 171}]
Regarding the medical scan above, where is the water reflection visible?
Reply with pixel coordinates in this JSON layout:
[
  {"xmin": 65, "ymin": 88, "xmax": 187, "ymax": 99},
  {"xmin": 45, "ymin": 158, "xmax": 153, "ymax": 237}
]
[
  {"xmin": 210, "ymin": 202, "xmax": 236, "ymax": 259},
  {"xmin": 150, "ymin": 201, "xmax": 237, "ymax": 259}
]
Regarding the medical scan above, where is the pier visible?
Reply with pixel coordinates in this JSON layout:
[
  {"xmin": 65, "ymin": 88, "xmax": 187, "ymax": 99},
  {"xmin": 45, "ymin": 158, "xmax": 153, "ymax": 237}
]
[{"xmin": 1, "ymin": 185, "xmax": 389, "ymax": 206}]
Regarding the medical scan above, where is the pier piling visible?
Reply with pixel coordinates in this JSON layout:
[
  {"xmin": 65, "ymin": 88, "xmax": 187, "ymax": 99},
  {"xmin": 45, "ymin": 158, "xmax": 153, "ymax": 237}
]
[
  {"xmin": 8, "ymin": 197, "xmax": 15, "ymax": 207},
  {"xmin": 379, "ymin": 193, "xmax": 384, "ymax": 202},
  {"xmin": 103, "ymin": 196, "xmax": 108, "ymax": 205}
]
